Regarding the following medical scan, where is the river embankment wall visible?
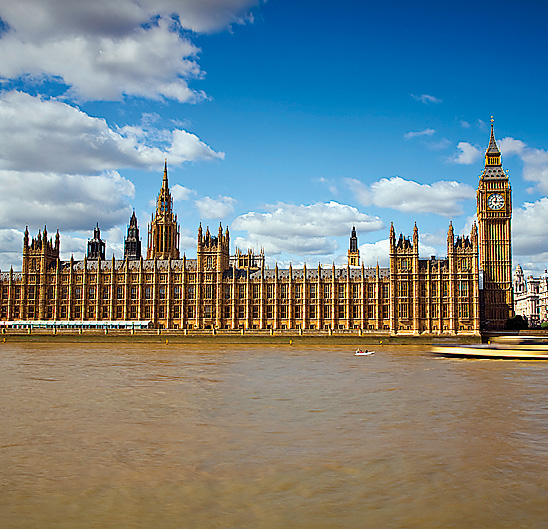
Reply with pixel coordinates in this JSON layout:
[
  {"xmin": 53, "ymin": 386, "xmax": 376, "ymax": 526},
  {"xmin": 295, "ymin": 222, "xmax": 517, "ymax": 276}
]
[{"xmin": 0, "ymin": 328, "xmax": 491, "ymax": 345}]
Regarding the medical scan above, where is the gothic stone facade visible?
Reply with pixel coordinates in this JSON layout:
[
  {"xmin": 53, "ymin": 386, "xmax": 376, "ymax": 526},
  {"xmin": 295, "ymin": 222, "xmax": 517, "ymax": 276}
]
[
  {"xmin": 0, "ymin": 125, "xmax": 511, "ymax": 334},
  {"xmin": 0, "ymin": 221, "xmax": 479, "ymax": 334}
]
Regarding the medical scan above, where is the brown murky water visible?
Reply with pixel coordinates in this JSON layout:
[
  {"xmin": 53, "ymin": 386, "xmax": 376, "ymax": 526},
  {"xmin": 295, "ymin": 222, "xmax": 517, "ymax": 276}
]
[{"xmin": 1, "ymin": 342, "xmax": 548, "ymax": 528}]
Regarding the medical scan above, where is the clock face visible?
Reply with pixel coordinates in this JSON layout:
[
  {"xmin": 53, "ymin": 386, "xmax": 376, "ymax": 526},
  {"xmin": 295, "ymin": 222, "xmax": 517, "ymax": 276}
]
[{"xmin": 487, "ymin": 193, "xmax": 504, "ymax": 210}]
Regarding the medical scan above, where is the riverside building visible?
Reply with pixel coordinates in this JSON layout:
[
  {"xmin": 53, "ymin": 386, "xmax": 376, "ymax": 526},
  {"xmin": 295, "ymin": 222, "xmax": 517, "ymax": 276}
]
[
  {"xmin": 0, "ymin": 124, "xmax": 513, "ymax": 334},
  {"xmin": 513, "ymin": 266, "xmax": 548, "ymax": 327}
]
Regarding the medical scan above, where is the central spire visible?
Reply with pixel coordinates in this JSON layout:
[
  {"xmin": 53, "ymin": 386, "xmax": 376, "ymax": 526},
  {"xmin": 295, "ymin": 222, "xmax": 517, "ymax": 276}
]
[
  {"xmin": 147, "ymin": 160, "xmax": 180, "ymax": 259},
  {"xmin": 162, "ymin": 158, "xmax": 168, "ymax": 187},
  {"xmin": 156, "ymin": 159, "xmax": 173, "ymax": 217}
]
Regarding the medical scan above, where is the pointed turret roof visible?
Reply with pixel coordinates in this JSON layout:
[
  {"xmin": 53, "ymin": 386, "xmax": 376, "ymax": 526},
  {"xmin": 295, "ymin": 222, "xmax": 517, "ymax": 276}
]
[
  {"xmin": 481, "ymin": 117, "xmax": 506, "ymax": 178},
  {"xmin": 129, "ymin": 209, "xmax": 138, "ymax": 226},
  {"xmin": 486, "ymin": 117, "xmax": 501, "ymax": 155},
  {"xmin": 349, "ymin": 225, "xmax": 358, "ymax": 252},
  {"xmin": 88, "ymin": 222, "xmax": 106, "ymax": 260}
]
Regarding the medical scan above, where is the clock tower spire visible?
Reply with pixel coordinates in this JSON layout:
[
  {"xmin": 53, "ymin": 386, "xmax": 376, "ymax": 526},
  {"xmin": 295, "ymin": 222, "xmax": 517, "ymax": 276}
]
[{"xmin": 477, "ymin": 118, "xmax": 513, "ymax": 329}]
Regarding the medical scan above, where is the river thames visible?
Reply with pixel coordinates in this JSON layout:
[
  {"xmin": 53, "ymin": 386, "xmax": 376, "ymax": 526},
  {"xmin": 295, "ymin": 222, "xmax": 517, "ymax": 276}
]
[{"xmin": 1, "ymin": 342, "xmax": 547, "ymax": 528}]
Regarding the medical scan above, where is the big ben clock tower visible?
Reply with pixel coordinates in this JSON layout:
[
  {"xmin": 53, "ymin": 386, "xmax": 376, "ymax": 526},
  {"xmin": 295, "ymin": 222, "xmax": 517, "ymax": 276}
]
[{"xmin": 477, "ymin": 118, "xmax": 513, "ymax": 329}]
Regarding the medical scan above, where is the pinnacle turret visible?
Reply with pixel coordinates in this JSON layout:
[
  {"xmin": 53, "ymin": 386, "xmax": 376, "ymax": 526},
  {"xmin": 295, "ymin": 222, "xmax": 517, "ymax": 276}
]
[
  {"xmin": 348, "ymin": 225, "xmax": 360, "ymax": 266},
  {"xmin": 124, "ymin": 210, "xmax": 141, "ymax": 260},
  {"xmin": 88, "ymin": 223, "xmax": 106, "ymax": 260}
]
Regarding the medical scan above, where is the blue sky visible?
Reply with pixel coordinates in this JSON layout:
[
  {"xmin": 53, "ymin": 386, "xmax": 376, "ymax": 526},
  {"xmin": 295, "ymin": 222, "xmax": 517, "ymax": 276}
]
[{"xmin": 1, "ymin": 0, "xmax": 548, "ymax": 275}]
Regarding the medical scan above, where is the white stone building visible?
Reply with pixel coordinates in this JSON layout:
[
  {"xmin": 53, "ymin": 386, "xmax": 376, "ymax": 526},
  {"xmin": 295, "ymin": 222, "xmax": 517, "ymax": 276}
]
[{"xmin": 513, "ymin": 265, "xmax": 548, "ymax": 327}]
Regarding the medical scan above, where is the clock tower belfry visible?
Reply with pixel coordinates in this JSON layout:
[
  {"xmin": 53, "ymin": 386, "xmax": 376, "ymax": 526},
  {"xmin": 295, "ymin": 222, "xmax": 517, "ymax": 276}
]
[{"xmin": 477, "ymin": 118, "xmax": 513, "ymax": 329}]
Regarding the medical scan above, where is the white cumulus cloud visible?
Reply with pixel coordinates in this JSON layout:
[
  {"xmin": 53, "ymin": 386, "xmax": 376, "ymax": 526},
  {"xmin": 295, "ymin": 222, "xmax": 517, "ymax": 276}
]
[
  {"xmin": 195, "ymin": 195, "xmax": 237, "ymax": 219},
  {"xmin": 521, "ymin": 148, "xmax": 548, "ymax": 194},
  {"xmin": 345, "ymin": 177, "xmax": 475, "ymax": 216},
  {"xmin": 171, "ymin": 184, "xmax": 195, "ymax": 202},
  {"xmin": 511, "ymin": 198, "xmax": 548, "ymax": 276},
  {"xmin": 0, "ymin": 20, "xmax": 203, "ymax": 103},
  {"xmin": 450, "ymin": 142, "xmax": 482, "ymax": 165},
  {"xmin": 513, "ymin": 198, "xmax": 548, "ymax": 257},
  {"xmin": 179, "ymin": 228, "xmax": 198, "ymax": 255},
  {"xmin": 359, "ymin": 239, "xmax": 391, "ymax": 267},
  {"xmin": 0, "ymin": 91, "xmax": 224, "ymax": 174},
  {"xmin": 231, "ymin": 201, "xmax": 384, "ymax": 256},
  {"xmin": 0, "ymin": 0, "xmax": 260, "ymax": 102},
  {"xmin": 234, "ymin": 234, "xmax": 339, "ymax": 258},
  {"xmin": 498, "ymin": 137, "xmax": 526, "ymax": 156},
  {"xmin": 0, "ymin": 0, "xmax": 259, "ymax": 37},
  {"xmin": 0, "ymin": 170, "xmax": 134, "ymax": 232},
  {"xmin": 496, "ymin": 136, "xmax": 548, "ymax": 194},
  {"xmin": 168, "ymin": 129, "xmax": 225, "ymax": 163}
]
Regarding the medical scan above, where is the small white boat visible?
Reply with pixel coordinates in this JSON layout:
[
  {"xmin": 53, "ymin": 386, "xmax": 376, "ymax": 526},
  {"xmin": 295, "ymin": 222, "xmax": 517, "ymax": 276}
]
[{"xmin": 355, "ymin": 349, "xmax": 375, "ymax": 356}]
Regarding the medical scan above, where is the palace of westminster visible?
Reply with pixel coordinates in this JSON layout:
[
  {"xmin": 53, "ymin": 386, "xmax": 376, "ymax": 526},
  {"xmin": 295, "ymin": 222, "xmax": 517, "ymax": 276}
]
[{"xmin": 0, "ymin": 123, "xmax": 514, "ymax": 334}]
